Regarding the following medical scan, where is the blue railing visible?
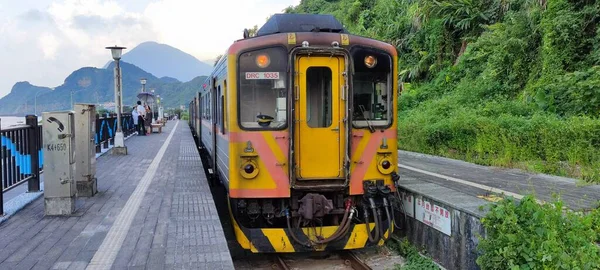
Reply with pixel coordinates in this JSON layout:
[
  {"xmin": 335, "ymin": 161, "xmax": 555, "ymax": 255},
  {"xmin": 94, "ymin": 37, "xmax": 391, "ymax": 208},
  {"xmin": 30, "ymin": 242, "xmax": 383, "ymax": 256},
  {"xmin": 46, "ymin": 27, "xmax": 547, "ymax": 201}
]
[
  {"xmin": 0, "ymin": 115, "xmax": 42, "ymax": 207},
  {"xmin": 95, "ymin": 113, "xmax": 136, "ymax": 153}
]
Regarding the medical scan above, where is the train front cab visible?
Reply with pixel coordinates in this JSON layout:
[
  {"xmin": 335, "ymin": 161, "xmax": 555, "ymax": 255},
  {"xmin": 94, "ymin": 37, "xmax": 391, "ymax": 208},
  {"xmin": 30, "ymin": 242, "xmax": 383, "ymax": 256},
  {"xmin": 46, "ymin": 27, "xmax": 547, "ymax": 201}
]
[{"xmin": 217, "ymin": 29, "xmax": 400, "ymax": 254}]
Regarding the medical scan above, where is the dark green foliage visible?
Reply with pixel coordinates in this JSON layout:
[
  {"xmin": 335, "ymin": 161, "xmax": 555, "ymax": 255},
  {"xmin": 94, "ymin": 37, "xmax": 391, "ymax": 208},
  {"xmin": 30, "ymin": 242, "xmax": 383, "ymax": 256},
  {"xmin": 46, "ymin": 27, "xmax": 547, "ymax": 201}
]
[
  {"xmin": 477, "ymin": 195, "xmax": 600, "ymax": 269},
  {"xmin": 288, "ymin": 0, "xmax": 600, "ymax": 183}
]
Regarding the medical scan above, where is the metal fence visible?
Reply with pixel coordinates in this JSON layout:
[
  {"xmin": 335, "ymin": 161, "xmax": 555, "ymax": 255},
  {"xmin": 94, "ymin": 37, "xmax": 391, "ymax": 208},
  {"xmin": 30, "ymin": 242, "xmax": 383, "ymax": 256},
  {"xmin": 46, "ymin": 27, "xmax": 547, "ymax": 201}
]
[
  {"xmin": 0, "ymin": 113, "xmax": 136, "ymax": 215},
  {"xmin": 0, "ymin": 116, "xmax": 42, "ymax": 194},
  {"xmin": 95, "ymin": 113, "xmax": 136, "ymax": 153}
]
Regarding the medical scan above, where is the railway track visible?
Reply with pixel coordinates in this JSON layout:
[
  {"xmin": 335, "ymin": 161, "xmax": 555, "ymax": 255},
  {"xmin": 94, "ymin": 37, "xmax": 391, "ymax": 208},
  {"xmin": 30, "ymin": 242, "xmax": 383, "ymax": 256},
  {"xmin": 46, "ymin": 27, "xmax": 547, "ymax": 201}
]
[{"xmin": 272, "ymin": 251, "xmax": 372, "ymax": 270}]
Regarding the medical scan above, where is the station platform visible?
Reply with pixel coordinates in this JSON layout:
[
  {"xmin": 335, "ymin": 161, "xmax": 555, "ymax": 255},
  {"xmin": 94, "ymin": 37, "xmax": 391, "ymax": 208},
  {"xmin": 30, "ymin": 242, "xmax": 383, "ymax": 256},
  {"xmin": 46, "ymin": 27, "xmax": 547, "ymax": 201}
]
[
  {"xmin": 0, "ymin": 121, "xmax": 234, "ymax": 270},
  {"xmin": 398, "ymin": 150, "xmax": 600, "ymax": 211},
  {"xmin": 395, "ymin": 150, "xmax": 600, "ymax": 270}
]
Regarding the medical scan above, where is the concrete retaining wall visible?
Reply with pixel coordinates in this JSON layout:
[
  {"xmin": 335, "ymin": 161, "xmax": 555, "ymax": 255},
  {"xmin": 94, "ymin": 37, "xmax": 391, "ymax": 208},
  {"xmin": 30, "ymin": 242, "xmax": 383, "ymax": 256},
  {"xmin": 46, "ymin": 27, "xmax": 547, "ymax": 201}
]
[{"xmin": 394, "ymin": 176, "xmax": 491, "ymax": 270}]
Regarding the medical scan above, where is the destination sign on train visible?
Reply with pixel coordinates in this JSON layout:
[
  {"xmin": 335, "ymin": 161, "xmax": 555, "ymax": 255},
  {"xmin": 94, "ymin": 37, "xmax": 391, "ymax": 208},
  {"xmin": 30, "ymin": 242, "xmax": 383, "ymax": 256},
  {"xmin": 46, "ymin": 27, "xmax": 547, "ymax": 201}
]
[{"xmin": 245, "ymin": 72, "xmax": 280, "ymax": 80}]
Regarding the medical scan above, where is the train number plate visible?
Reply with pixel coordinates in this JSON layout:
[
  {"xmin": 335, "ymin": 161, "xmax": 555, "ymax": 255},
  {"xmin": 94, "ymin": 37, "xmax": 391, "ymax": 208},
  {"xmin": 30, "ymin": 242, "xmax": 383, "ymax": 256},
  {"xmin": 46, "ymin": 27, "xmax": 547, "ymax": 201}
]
[{"xmin": 245, "ymin": 72, "xmax": 280, "ymax": 80}]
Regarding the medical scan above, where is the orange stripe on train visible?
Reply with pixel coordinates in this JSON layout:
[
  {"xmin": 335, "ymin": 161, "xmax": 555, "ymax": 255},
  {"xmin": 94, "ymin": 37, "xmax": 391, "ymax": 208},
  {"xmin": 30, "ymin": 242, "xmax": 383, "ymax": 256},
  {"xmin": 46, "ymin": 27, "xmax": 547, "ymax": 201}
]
[
  {"xmin": 349, "ymin": 129, "xmax": 396, "ymax": 194},
  {"xmin": 230, "ymin": 132, "xmax": 290, "ymax": 197}
]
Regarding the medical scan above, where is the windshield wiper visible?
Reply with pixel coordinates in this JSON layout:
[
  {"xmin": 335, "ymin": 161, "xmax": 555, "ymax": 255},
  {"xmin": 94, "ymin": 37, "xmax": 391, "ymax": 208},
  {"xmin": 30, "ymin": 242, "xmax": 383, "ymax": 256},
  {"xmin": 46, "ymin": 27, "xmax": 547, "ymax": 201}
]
[{"xmin": 358, "ymin": 104, "xmax": 375, "ymax": 133}]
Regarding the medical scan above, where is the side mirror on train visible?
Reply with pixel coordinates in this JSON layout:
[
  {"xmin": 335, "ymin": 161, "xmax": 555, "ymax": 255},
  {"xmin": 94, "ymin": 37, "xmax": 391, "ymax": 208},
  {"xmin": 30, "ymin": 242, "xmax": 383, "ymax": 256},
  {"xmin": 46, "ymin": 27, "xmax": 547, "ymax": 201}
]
[{"xmin": 243, "ymin": 29, "xmax": 250, "ymax": 39}]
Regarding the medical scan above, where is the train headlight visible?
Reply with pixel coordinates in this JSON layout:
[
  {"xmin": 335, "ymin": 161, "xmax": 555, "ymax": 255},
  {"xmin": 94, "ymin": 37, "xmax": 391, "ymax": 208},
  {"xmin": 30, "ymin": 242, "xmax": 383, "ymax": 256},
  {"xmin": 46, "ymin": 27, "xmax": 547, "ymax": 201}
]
[
  {"xmin": 244, "ymin": 164, "xmax": 254, "ymax": 174},
  {"xmin": 364, "ymin": 55, "xmax": 377, "ymax": 68},
  {"xmin": 382, "ymin": 160, "xmax": 391, "ymax": 169},
  {"xmin": 256, "ymin": 54, "xmax": 270, "ymax": 68},
  {"xmin": 377, "ymin": 158, "xmax": 394, "ymax": 175},
  {"xmin": 240, "ymin": 160, "xmax": 259, "ymax": 179}
]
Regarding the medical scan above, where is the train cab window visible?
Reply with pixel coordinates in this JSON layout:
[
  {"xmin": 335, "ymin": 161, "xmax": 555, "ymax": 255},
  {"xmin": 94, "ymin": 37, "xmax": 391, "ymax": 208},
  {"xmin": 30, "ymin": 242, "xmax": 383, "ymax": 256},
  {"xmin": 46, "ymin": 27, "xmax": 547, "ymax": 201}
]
[
  {"xmin": 351, "ymin": 49, "xmax": 392, "ymax": 128},
  {"xmin": 306, "ymin": 67, "xmax": 332, "ymax": 128},
  {"xmin": 238, "ymin": 47, "xmax": 288, "ymax": 129}
]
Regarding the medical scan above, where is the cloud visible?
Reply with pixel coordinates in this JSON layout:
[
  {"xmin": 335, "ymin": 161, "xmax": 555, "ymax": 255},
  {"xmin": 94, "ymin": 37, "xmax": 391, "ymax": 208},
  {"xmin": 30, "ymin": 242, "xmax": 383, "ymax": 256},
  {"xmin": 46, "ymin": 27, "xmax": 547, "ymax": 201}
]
[
  {"xmin": 0, "ymin": 0, "xmax": 158, "ymax": 98},
  {"xmin": 39, "ymin": 33, "xmax": 60, "ymax": 59},
  {"xmin": 144, "ymin": 0, "xmax": 299, "ymax": 61},
  {"xmin": 0, "ymin": 0, "xmax": 301, "ymax": 99}
]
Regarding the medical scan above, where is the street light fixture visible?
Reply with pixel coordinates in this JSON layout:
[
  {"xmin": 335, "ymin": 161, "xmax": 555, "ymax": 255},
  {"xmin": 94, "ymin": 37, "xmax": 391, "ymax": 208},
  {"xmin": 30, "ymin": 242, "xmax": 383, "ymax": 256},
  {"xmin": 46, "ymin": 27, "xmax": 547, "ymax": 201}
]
[
  {"xmin": 106, "ymin": 45, "xmax": 127, "ymax": 155},
  {"xmin": 140, "ymin": 78, "xmax": 146, "ymax": 93}
]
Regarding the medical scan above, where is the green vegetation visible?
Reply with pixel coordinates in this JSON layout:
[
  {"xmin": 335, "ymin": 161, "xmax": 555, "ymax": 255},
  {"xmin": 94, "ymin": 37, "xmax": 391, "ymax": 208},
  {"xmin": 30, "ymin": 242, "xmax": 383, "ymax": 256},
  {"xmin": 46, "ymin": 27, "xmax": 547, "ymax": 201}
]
[
  {"xmin": 287, "ymin": 0, "xmax": 600, "ymax": 183},
  {"xmin": 387, "ymin": 237, "xmax": 440, "ymax": 270},
  {"xmin": 478, "ymin": 195, "xmax": 600, "ymax": 269},
  {"xmin": 181, "ymin": 111, "xmax": 189, "ymax": 121}
]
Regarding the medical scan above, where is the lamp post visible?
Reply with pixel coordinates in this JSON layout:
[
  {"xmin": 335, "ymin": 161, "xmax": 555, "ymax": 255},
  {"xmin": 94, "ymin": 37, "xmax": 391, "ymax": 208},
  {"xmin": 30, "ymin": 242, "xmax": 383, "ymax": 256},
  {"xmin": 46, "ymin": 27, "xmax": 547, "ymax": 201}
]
[
  {"xmin": 106, "ymin": 45, "xmax": 127, "ymax": 155},
  {"xmin": 70, "ymin": 89, "xmax": 83, "ymax": 110},
  {"xmin": 34, "ymin": 90, "xmax": 45, "ymax": 116},
  {"xmin": 151, "ymin": 89, "xmax": 156, "ymax": 123},
  {"xmin": 156, "ymin": 94, "xmax": 163, "ymax": 122},
  {"xmin": 140, "ymin": 78, "xmax": 146, "ymax": 93}
]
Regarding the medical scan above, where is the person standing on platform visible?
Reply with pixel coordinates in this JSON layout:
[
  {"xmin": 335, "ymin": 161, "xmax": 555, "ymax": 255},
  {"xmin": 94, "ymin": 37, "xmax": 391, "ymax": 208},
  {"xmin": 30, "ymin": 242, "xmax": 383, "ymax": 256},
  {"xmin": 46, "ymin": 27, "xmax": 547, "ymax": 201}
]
[
  {"xmin": 132, "ymin": 104, "xmax": 139, "ymax": 134},
  {"xmin": 145, "ymin": 104, "xmax": 152, "ymax": 135},
  {"xmin": 136, "ymin": 101, "xmax": 146, "ymax": 136}
]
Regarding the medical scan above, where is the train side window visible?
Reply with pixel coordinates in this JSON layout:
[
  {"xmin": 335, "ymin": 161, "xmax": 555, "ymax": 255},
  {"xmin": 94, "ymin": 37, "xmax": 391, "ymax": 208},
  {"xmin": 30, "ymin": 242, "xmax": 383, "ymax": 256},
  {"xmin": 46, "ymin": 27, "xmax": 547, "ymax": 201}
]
[
  {"xmin": 204, "ymin": 96, "xmax": 208, "ymax": 119},
  {"xmin": 223, "ymin": 80, "xmax": 227, "ymax": 134},
  {"xmin": 217, "ymin": 86, "xmax": 221, "ymax": 130}
]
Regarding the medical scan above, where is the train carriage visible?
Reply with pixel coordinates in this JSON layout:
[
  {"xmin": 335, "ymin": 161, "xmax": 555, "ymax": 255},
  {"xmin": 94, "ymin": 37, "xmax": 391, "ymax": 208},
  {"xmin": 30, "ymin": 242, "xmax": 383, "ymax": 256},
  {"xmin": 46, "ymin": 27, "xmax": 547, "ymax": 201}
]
[{"xmin": 189, "ymin": 13, "xmax": 400, "ymax": 253}]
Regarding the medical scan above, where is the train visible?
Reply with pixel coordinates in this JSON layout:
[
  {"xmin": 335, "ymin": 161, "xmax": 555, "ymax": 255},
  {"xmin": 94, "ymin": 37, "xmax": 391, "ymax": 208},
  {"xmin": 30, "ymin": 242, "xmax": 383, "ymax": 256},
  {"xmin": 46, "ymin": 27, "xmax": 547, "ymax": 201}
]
[{"xmin": 188, "ymin": 13, "xmax": 400, "ymax": 253}]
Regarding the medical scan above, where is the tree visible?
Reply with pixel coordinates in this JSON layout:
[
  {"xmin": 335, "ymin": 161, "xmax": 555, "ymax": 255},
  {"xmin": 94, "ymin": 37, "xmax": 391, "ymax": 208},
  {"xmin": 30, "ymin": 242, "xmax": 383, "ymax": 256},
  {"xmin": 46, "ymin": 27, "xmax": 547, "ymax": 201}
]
[
  {"xmin": 214, "ymin": 54, "xmax": 223, "ymax": 66},
  {"xmin": 248, "ymin": 25, "xmax": 259, "ymax": 37}
]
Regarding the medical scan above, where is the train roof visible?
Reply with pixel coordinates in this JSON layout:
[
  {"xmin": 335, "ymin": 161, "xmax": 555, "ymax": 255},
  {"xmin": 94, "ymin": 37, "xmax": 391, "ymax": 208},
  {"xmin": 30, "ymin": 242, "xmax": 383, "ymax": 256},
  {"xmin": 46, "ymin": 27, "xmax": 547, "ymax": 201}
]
[{"xmin": 256, "ymin": 14, "xmax": 348, "ymax": 37}]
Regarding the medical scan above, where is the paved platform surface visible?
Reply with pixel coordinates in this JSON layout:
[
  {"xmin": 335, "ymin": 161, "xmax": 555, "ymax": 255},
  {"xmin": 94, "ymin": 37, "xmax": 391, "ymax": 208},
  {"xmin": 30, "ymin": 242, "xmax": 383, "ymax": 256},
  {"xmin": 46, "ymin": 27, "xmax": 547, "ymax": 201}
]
[
  {"xmin": 398, "ymin": 150, "xmax": 600, "ymax": 211},
  {"xmin": 0, "ymin": 121, "xmax": 234, "ymax": 270}
]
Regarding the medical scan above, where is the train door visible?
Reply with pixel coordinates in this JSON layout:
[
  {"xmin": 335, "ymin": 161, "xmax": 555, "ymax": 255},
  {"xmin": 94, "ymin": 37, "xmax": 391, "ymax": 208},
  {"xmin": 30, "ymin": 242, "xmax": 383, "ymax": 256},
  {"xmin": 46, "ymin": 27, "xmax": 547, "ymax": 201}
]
[{"xmin": 294, "ymin": 56, "xmax": 346, "ymax": 179}]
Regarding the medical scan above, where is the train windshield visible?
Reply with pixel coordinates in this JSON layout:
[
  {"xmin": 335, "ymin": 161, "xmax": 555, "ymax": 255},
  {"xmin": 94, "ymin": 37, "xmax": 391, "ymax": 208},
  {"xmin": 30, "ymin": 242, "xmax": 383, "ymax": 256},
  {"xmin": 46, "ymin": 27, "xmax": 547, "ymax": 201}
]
[
  {"xmin": 351, "ymin": 49, "xmax": 392, "ymax": 128},
  {"xmin": 238, "ymin": 47, "xmax": 288, "ymax": 129}
]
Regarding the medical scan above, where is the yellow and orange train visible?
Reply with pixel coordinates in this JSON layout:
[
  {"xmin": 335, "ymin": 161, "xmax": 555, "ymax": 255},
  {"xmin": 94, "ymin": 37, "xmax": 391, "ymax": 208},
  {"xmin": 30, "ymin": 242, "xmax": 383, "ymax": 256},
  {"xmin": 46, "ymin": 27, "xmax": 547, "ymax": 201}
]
[{"xmin": 189, "ymin": 13, "xmax": 400, "ymax": 253}]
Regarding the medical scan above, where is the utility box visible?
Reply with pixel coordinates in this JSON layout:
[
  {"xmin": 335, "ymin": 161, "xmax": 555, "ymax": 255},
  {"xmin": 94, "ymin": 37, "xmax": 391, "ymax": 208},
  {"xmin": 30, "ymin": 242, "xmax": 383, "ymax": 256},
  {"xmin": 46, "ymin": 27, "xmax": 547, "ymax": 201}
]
[
  {"xmin": 74, "ymin": 103, "xmax": 97, "ymax": 197},
  {"xmin": 42, "ymin": 111, "xmax": 77, "ymax": 215}
]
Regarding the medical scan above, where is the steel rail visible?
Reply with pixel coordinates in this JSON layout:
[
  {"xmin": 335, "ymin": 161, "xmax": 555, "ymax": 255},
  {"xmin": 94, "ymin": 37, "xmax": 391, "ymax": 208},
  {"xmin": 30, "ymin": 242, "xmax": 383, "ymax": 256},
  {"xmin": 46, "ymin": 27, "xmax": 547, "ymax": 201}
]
[{"xmin": 340, "ymin": 251, "xmax": 372, "ymax": 270}]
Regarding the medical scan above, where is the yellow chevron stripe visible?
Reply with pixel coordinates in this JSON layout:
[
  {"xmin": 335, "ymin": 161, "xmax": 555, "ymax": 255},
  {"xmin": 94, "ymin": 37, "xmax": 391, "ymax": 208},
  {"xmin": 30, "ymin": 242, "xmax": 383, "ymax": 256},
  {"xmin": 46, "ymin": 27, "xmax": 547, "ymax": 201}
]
[{"xmin": 262, "ymin": 229, "xmax": 295, "ymax": 252}]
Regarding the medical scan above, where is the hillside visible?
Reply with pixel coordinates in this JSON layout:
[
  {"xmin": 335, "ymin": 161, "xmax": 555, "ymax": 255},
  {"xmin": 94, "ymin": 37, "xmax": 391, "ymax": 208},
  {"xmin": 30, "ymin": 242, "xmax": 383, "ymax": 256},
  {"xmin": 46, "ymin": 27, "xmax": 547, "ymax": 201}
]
[
  {"xmin": 103, "ymin": 41, "xmax": 212, "ymax": 82},
  {"xmin": 0, "ymin": 82, "xmax": 52, "ymax": 114},
  {"xmin": 0, "ymin": 62, "xmax": 207, "ymax": 115},
  {"xmin": 287, "ymin": 0, "xmax": 600, "ymax": 183}
]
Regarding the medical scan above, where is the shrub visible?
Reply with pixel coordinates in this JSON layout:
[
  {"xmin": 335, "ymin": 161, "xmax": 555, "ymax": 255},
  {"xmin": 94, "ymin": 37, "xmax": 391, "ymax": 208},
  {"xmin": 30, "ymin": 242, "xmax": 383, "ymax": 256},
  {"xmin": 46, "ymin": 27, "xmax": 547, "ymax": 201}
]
[{"xmin": 477, "ymin": 195, "xmax": 600, "ymax": 270}]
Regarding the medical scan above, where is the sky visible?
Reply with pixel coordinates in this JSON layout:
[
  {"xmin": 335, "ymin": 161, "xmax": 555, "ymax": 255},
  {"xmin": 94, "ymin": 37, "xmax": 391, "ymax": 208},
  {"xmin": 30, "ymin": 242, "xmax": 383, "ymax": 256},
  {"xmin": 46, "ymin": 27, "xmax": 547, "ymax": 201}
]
[{"xmin": 0, "ymin": 0, "xmax": 301, "ymax": 98}]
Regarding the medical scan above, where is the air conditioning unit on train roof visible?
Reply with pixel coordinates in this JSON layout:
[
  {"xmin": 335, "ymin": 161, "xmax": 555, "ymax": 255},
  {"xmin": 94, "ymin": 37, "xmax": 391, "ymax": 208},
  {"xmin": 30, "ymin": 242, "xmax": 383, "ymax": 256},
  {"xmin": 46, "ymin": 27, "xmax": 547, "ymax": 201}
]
[{"xmin": 254, "ymin": 14, "xmax": 348, "ymax": 37}]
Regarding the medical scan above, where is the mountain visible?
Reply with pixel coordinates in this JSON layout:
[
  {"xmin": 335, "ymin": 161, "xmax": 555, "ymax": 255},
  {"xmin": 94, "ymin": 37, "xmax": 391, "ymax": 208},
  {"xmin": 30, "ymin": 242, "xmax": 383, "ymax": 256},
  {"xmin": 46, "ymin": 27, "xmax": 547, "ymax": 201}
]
[
  {"xmin": 103, "ymin": 41, "xmax": 212, "ymax": 82},
  {"xmin": 0, "ymin": 62, "xmax": 207, "ymax": 116},
  {"xmin": 0, "ymin": 82, "xmax": 53, "ymax": 115}
]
